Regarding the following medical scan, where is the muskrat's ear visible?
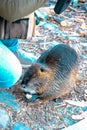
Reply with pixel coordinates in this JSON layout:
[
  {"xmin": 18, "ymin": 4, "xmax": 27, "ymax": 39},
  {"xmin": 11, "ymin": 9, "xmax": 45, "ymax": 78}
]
[{"xmin": 38, "ymin": 50, "xmax": 57, "ymax": 65}]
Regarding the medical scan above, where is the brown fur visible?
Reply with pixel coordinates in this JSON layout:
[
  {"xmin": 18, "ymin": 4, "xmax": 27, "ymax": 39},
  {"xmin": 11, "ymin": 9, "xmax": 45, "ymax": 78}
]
[{"xmin": 21, "ymin": 44, "xmax": 78, "ymax": 100}]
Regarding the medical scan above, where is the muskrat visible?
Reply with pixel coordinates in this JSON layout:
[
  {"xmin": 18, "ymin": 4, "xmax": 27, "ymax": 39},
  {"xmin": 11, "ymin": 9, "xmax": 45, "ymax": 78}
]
[{"xmin": 21, "ymin": 44, "xmax": 78, "ymax": 101}]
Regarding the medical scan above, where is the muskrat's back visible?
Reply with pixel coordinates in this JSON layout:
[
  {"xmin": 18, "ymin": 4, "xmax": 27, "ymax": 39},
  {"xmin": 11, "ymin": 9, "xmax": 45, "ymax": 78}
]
[{"xmin": 21, "ymin": 44, "xmax": 78, "ymax": 101}]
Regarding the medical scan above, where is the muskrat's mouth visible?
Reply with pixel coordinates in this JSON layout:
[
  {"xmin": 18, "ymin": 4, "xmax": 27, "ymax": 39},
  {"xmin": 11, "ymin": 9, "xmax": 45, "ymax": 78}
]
[
  {"xmin": 24, "ymin": 92, "xmax": 41, "ymax": 102},
  {"xmin": 21, "ymin": 84, "xmax": 41, "ymax": 102}
]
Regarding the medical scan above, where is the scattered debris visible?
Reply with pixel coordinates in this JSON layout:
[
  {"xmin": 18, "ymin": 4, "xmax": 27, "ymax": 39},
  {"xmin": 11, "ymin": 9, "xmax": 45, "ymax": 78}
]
[
  {"xmin": 0, "ymin": 0, "xmax": 87, "ymax": 129},
  {"xmin": 65, "ymin": 100, "xmax": 87, "ymax": 107}
]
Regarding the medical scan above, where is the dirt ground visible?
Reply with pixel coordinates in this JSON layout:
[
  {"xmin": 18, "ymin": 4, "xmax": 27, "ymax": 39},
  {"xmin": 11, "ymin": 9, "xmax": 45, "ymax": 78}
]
[{"xmin": 0, "ymin": 0, "xmax": 87, "ymax": 130}]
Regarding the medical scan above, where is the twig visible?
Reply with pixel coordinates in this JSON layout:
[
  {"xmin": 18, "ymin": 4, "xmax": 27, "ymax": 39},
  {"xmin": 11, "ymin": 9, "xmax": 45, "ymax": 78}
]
[{"xmin": 69, "ymin": 6, "xmax": 86, "ymax": 13}]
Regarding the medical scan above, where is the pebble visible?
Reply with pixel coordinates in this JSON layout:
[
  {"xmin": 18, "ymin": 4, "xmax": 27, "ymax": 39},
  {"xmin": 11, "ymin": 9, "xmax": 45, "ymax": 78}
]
[
  {"xmin": 82, "ymin": 107, "xmax": 87, "ymax": 111},
  {"xmin": 51, "ymin": 119, "xmax": 56, "ymax": 124},
  {"xmin": 85, "ymin": 89, "xmax": 87, "ymax": 94}
]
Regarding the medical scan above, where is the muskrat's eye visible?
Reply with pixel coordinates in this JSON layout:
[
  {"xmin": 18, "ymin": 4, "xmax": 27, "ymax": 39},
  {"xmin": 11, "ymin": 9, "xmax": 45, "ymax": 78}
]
[{"xmin": 40, "ymin": 67, "xmax": 45, "ymax": 72}]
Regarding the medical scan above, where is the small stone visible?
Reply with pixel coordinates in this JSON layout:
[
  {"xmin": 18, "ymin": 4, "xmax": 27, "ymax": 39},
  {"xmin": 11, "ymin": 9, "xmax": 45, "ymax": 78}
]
[
  {"xmin": 60, "ymin": 21, "xmax": 67, "ymax": 27},
  {"xmin": 51, "ymin": 119, "xmax": 56, "ymax": 124},
  {"xmin": 82, "ymin": 107, "xmax": 87, "ymax": 111},
  {"xmin": 61, "ymin": 21, "xmax": 72, "ymax": 27},
  {"xmin": 72, "ymin": 0, "xmax": 78, "ymax": 7},
  {"xmin": 65, "ymin": 13, "xmax": 72, "ymax": 18},
  {"xmin": 33, "ymin": 124, "xmax": 37, "ymax": 129},
  {"xmin": 84, "ymin": 2, "xmax": 87, "ymax": 10},
  {"xmin": 0, "ymin": 108, "xmax": 10, "ymax": 129},
  {"xmin": 85, "ymin": 89, "xmax": 87, "ymax": 94},
  {"xmin": 39, "ymin": 128, "xmax": 44, "ymax": 130},
  {"xmin": 81, "ymin": 23, "xmax": 87, "ymax": 30}
]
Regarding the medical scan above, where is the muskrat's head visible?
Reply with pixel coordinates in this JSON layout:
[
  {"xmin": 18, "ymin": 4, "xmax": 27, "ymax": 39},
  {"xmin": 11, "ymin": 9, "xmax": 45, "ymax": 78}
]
[{"xmin": 21, "ymin": 63, "xmax": 53, "ymax": 99}]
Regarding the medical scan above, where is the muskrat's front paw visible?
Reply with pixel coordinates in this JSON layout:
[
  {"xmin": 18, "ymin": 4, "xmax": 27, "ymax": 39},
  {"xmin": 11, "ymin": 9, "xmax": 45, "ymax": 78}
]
[{"xmin": 25, "ymin": 93, "xmax": 40, "ymax": 102}]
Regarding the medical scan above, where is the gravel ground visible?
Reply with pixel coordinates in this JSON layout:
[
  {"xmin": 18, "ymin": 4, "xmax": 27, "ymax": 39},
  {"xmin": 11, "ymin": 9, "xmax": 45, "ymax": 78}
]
[{"xmin": 0, "ymin": 1, "xmax": 87, "ymax": 130}]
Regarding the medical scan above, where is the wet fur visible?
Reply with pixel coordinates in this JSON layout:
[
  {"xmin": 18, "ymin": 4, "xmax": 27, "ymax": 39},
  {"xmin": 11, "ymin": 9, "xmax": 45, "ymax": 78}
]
[{"xmin": 21, "ymin": 44, "xmax": 78, "ymax": 100}]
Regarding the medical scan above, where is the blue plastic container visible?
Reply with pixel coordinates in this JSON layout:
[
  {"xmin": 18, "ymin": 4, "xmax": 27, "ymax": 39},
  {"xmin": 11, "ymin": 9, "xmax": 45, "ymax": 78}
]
[{"xmin": 0, "ymin": 41, "xmax": 22, "ymax": 88}]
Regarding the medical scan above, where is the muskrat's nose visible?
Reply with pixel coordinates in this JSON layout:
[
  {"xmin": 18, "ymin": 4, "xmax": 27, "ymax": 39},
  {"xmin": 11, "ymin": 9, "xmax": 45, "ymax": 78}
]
[
  {"xmin": 21, "ymin": 84, "xmax": 29, "ymax": 92},
  {"xmin": 21, "ymin": 84, "xmax": 27, "ymax": 89},
  {"xmin": 21, "ymin": 84, "xmax": 37, "ymax": 94},
  {"xmin": 20, "ymin": 84, "xmax": 27, "ymax": 92}
]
